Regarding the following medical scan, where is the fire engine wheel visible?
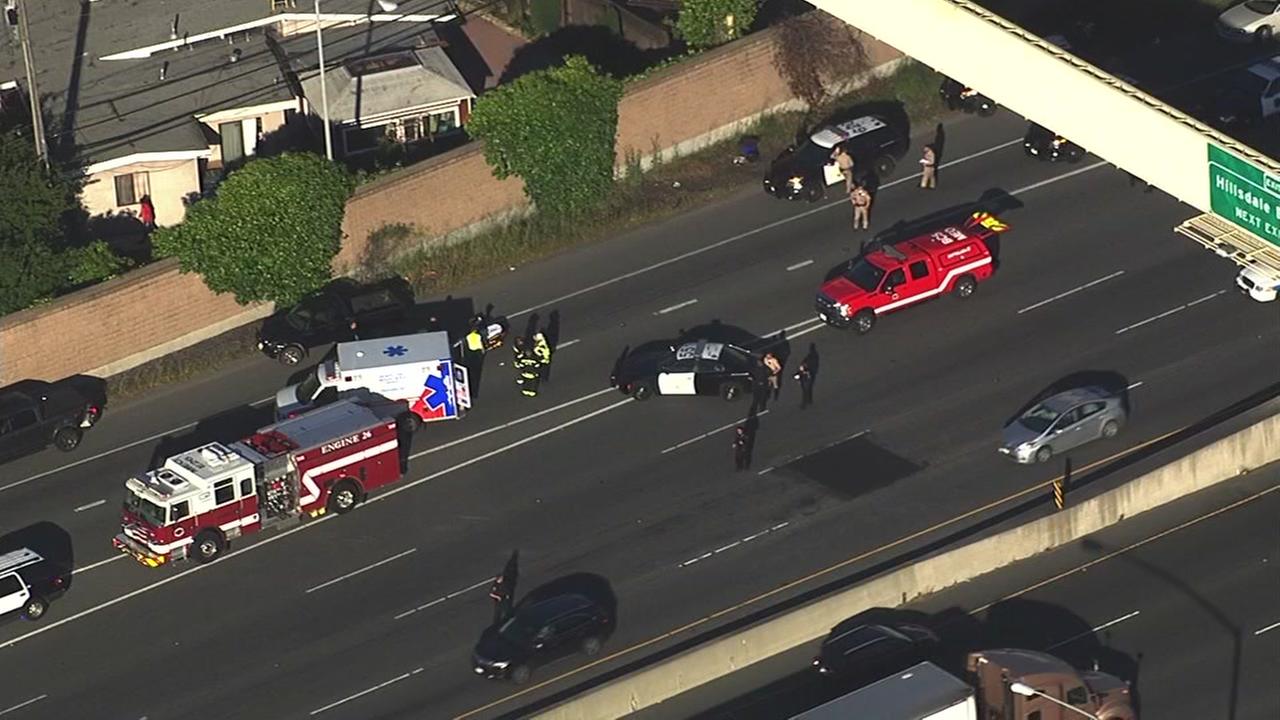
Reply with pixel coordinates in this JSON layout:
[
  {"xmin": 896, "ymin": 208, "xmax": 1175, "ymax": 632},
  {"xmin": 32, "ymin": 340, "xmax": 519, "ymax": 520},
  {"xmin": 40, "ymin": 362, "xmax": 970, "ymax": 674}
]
[
  {"xmin": 873, "ymin": 154, "xmax": 896, "ymax": 178},
  {"xmin": 853, "ymin": 310, "xmax": 876, "ymax": 335},
  {"xmin": 22, "ymin": 596, "xmax": 48, "ymax": 621},
  {"xmin": 328, "ymin": 480, "xmax": 361, "ymax": 514},
  {"xmin": 193, "ymin": 530, "xmax": 225, "ymax": 564},
  {"xmin": 278, "ymin": 344, "xmax": 306, "ymax": 366},
  {"xmin": 1035, "ymin": 446, "xmax": 1053, "ymax": 464},
  {"xmin": 400, "ymin": 412, "xmax": 422, "ymax": 433},
  {"xmin": 509, "ymin": 665, "xmax": 532, "ymax": 685},
  {"xmin": 631, "ymin": 382, "xmax": 654, "ymax": 401},
  {"xmin": 52, "ymin": 426, "xmax": 83, "ymax": 452},
  {"xmin": 953, "ymin": 275, "xmax": 978, "ymax": 299}
]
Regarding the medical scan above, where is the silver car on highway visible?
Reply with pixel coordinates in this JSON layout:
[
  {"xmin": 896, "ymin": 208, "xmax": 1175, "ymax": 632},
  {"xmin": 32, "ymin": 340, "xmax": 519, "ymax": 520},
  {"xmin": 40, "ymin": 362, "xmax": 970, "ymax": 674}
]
[{"xmin": 1000, "ymin": 386, "xmax": 1127, "ymax": 464}]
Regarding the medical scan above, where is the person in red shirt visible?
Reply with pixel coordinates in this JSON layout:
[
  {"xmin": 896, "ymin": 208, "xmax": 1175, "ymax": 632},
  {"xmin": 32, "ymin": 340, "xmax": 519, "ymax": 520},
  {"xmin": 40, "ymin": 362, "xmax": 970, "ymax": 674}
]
[{"xmin": 139, "ymin": 195, "xmax": 156, "ymax": 229}]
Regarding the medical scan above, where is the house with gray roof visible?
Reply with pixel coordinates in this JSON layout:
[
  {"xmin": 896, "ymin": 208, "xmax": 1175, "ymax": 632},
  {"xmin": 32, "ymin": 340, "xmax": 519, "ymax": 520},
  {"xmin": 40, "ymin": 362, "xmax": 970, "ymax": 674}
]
[{"xmin": 0, "ymin": 0, "xmax": 473, "ymax": 229}]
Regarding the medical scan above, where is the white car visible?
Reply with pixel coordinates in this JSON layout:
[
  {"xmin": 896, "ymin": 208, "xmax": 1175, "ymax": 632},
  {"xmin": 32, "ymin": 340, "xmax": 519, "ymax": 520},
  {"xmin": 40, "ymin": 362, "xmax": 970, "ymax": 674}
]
[
  {"xmin": 1236, "ymin": 262, "xmax": 1280, "ymax": 302},
  {"xmin": 1218, "ymin": 1, "xmax": 1280, "ymax": 43}
]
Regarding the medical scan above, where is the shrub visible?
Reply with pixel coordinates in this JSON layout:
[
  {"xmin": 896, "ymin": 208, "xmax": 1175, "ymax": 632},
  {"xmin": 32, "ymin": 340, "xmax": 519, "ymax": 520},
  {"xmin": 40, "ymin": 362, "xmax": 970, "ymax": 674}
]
[
  {"xmin": 153, "ymin": 153, "xmax": 354, "ymax": 306},
  {"xmin": 66, "ymin": 240, "xmax": 134, "ymax": 286},
  {"xmin": 676, "ymin": 0, "xmax": 759, "ymax": 49},
  {"xmin": 467, "ymin": 55, "xmax": 623, "ymax": 217},
  {"xmin": 773, "ymin": 11, "xmax": 872, "ymax": 109}
]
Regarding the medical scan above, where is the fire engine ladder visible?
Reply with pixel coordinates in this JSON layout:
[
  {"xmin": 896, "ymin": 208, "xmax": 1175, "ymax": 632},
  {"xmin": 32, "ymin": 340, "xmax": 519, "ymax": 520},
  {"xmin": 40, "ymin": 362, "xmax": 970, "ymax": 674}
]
[{"xmin": 1174, "ymin": 213, "xmax": 1280, "ymax": 277}]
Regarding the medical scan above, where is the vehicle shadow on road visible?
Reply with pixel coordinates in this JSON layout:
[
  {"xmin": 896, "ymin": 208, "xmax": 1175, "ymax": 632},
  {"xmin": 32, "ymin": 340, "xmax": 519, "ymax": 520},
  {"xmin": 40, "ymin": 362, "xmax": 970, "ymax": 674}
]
[
  {"xmin": 148, "ymin": 404, "xmax": 277, "ymax": 469},
  {"xmin": 1004, "ymin": 370, "xmax": 1133, "ymax": 426},
  {"xmin": 0, "ymin": 522, "xmax": 74, "ymax": 588}
]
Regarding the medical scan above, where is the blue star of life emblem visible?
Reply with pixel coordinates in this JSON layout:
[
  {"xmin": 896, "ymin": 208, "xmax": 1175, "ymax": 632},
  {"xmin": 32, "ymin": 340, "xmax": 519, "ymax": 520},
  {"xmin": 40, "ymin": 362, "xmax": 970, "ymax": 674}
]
[{"xmin": 383, "ymin": 345, "xmax": 409, "ymax": 357}]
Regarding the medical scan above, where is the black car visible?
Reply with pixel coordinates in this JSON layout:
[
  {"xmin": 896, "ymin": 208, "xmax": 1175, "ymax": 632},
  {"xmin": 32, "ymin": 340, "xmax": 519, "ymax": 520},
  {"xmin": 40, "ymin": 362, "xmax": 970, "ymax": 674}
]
[
  {"xmin": 472, "ymin": 593, "xmax": 613, "ymax": 684},
  {"xmin": 764, "ymin": 114, "xmax": 909, "ymax": 202},
  {"xmin": 256, "ymin": 278, "xmax": 415, "ymax": 365},
  {"xmin": 0, "ymin": 548, "xmax": 69, "ymax": 622},
  {"xmin": 0, "ymin": 380, "xmax": 102, "ymax": 463},
  {"xmin": 611, "ymin": 339, "xmax": 760, "ymax": 402},
  {"xmin": 812, "ymin": 621, "xmax": 939, "ymax": 681},
  {"xmin": 1023, "ymin": 123, "xmax": 1083, "ymax": 163}
]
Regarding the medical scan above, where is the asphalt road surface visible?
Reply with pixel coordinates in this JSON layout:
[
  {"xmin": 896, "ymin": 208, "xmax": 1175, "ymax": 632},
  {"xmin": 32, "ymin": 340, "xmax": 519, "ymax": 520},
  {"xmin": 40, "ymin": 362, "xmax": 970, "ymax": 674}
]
[
  {"xmin": 646, "ymin": 465, "xmax": 1280, "ymax": 720},
  {"xmin": 1, "ymin": 109, "xmax": 1277, "ymax": 720}
]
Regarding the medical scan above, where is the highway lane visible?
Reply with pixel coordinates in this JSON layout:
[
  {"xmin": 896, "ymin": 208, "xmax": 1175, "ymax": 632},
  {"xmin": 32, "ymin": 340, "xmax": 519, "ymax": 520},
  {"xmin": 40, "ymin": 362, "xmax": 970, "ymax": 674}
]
[
  {"xmin": 644, "ymin": 464, "xmax": 1280, "ymax": 720},
  {"xmin": 0, "ymin": 111, "xmax": 1277, "ymax": 718}
]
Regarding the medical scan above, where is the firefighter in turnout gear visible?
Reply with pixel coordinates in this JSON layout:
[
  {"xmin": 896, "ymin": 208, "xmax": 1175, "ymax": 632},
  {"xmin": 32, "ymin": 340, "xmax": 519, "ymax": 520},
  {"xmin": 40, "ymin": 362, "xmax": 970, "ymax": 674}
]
[
  {"xmin": 531, "ymin": 332, "xmax": 552, "ymax": 384},
  {"xmin": 512, "ymin": 336, "xmax": 541, "ymax": 397}
]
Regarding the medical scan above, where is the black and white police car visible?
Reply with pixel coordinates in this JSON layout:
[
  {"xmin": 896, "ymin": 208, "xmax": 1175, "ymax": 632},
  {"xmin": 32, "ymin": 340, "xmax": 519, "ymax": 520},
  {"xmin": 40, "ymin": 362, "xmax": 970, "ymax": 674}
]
[
  {"xmin": 0, "ymin": 548, "xmax": 67, "ymax": 622},
  {"xmin": 611, "ymin": 340, "xmax": 760, "ymax": 402},
  {"xmin": 763, "ymin": 114, "xmax": 909, "ymax": 202}
]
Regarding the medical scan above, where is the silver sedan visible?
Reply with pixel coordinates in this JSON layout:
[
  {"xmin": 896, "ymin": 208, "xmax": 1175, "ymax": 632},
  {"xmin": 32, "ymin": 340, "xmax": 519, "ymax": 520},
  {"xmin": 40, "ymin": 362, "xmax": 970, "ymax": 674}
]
[{"xmin": 1000, "ymin": 386, "xmax": 1127, "ymax": 464}]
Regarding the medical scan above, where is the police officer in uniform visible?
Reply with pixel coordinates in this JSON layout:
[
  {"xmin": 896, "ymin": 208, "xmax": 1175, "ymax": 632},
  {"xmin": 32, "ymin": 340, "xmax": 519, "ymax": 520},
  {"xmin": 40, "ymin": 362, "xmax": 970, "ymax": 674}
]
[{"xmin": 732, "ymin": 426, "xmax": 751, "ymax": 471}]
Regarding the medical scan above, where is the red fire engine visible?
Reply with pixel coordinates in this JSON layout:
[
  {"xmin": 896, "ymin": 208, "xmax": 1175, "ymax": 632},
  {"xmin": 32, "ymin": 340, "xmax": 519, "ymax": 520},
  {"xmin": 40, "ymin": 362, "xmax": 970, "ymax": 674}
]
[{"xmin": 113, "ymin": 399, "xmax": 403, "ymax": 567}]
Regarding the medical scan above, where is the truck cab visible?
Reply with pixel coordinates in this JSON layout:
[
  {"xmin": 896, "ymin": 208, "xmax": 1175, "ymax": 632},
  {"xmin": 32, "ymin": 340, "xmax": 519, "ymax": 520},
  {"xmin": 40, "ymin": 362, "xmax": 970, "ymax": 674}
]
[
  {"xmin": 969, "ymin": 649, "xmax": 1136, "ymax": 720},
  {"xmin": 0, "ymin": 380, "xmax": 102, "ymax": 463},
  {"xmin": 816, "ymin": 212, "xmax": 1007, "ymax": 334},
  {"xmin": 256, "ymin": 278, "xmax": 416, "ymax": 365}
]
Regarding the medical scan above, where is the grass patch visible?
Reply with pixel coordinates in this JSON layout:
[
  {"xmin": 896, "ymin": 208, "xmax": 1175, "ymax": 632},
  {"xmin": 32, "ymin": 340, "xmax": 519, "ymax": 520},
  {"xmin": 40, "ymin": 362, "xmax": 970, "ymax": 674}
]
[{"xmin": 395, "ymin": 60, "xmax": 947, "ymax": 297}]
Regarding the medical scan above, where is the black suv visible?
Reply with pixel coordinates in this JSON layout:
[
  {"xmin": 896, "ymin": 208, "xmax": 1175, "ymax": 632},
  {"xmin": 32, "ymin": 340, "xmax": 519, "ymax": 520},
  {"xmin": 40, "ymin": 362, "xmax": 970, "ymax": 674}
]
[
  {"xmin": 0, "ymin": 380, "xmax": 102, "ymax": 463},
  {"xmin": 0, "ymin": 548, "xmax": 69, "ymax": 622},
  {"xmin": 611, "ymin": 339, "xmax": 760, "ymax": 402},
  {"xmin": 257, "ymin": 278, "xmax": 416, "ymax": 365},
  {"xmin": 472, "ymin": 593, "xmax": 614, "ymax": 684},
  {"xmin": 764, "ymin": 113, "xmax": 909, "ymax": 202},
  {"xmin": 812, "ymin": 621, "xmax": 938, "ymax": 681}
]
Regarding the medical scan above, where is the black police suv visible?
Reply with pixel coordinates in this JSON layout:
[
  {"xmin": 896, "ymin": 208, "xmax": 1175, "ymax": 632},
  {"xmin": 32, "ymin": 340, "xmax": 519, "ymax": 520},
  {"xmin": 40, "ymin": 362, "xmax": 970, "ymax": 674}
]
[
  {"xmin": 0, "ymin": 380, "xmax": 102, "ymax": 463},
  {"xmin": 811, "ymin": 621, "xmax": 939, "ymax": 681},
  {"xmin": 764, "ymin": 113, "xmax": 908, "ymax": 202},
  {"xmin": 939, "ymin": 77, "xmax": 997, "ymax": 116},
  {"xmin": 611, "ymin": 339, "xmax": 760, "ymax": 402},
  {"xmin": 1023, "ymin": 123, "xmax": 1084, "ymax": 163},
  {"xmin": 472, "ymin": 593, "xmax": 613, "ymax": 684},
  {"xmin": 256, "ymin": 278, "xmax": 415, "ymax": 365},
  {"xmin": 0, "ymin": 548, "xmax": 70, "ymax": 622}
]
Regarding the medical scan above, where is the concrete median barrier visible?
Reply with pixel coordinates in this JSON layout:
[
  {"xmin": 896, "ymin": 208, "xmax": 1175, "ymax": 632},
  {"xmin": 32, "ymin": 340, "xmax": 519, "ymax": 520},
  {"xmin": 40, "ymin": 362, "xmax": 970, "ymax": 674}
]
[{"xmin": 531, "ymin": 411, "xmax": 1280, "ymax": 719}]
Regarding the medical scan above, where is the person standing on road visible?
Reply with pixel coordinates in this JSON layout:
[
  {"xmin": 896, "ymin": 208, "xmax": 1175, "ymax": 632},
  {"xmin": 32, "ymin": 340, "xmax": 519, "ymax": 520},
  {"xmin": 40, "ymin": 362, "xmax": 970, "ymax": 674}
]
[
  {"xmin": 850, "ymin": 183, "xmax": 872, "ymax": 230},
  {"xmin": 794, "ymin": 360, "xmax": 814, "ymax": 409},
  {"xmin": 732, "ymin": 426, "xmax": 751, "ymax": 471},
  {"xmin": 919, "ymin": 145, "xmax": 937, "ymax": 189},
  {"xmin": 762, "ymin": 352, "xmax": 783, "ymax": 401},
  {"xmin": 512, "ymin": 336, "xmax": 536, "ymax": 397},
  {"xmin": 831, "ymin": 143, "xmax": 855, "ymax": 192},
  {"xmin": 532, "ymin": 331, "xmax": 552, "ymax": 385},
  {"xmin": 488, "ymin": 574, "xmax": 514, "ymax": 625}
]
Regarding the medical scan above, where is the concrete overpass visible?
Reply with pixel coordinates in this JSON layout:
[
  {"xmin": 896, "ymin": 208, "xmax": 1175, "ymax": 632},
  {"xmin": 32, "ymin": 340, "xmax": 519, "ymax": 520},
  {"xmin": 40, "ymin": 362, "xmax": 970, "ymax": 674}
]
[{"xmin": 807, "ymin": 0, "xmax": 1280, "ymax": 287}]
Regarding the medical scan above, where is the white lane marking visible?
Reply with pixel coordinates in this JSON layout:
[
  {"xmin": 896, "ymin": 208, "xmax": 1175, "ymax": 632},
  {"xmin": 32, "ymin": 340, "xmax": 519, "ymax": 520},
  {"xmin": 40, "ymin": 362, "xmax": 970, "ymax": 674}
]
[
  {"xmin": 756, "ymin": 466, "xmax": 774, "ymax": 476},
  {"xmin": 1017, "ymin": 270, "xmax": 1126, "ymax": 314},
  {"xmin": 1114, "ymin": 290, "xmax": 1226, "ymax": 335},
  {"xmin": 2, "ymin": 398, "xmax": 633, "ymax": 649},
  {"xmin": 678, "ymin": 522, "xmax": 790, "ymax": 568},
  {"xmin": 309, "ymin": 667, "xmax": 424, "ymax": 716},
  {"xmin": 759, "ymin": 429, "xmax": 869, "ymax": 477},
  {"xmin": 1127, "ymin": 381, "xmax": 1144, "ymax": 390},
  {"xmin": 661, "ymin": 410, "xmax": 770, "ymax": 454},
  {"xmin": 1254, "ymin": 620, "xmax": 1280, "ymax": 636},
  {"xmin": 305, "ymin": 548, "xmax": 417, "ymax": 594},
  {"xmin": 786, "ymin": 322, "xmax": 826, "ymax": 342},
  {"xmin": 72, "ymin": 554, "xmax": 126, "ymax": 576},
  {"xmin": 73, "ymin": 499, "xmax": 107, "ymax": 513},
  {"xmin": 656, "ymin": 298, "xmax": 698, "ymax": 315},
  {"xmin": 1047, "ymin": 610, "xmax": 1141, "ymax": 650},
  {"xmin": 0, "ymin": 395, "xmax": 275, "ymax": 493},
  {"xmin": 508, "ymin": 138, "xmax": 1026, "ymax": 318},
  {"xmin": 408, "ymin": 387, "xmax": 615, "ymax": 461},
  {"xmin": 556, "ymin": 338, "xmax": 581, "ymax": 349},
  {"xmin": 0, "ymin": 695, "xmax": 47, "ymax": 717},
  {"xmin": 787, "ymin": 259, "xmax": 815, "ymax": 271},
  {"xmin": 1009, "ymin": 161, "xmax": 1108, "ymax": 195},
  {"xmin": 394, "ymin": 577, "xmax": 493, "ymax": 620}
]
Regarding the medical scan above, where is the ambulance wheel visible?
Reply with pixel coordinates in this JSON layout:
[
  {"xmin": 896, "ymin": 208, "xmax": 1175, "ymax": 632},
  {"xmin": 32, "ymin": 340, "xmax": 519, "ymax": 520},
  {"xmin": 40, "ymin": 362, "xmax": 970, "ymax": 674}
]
[
  {"xmin": 193, "ymin": 530, "xmax": 225, "ymax": 564},
  {"xmin": 632, "ymin": 382, "xmax": 653, "ymax": 401},
  {"xmin": 279, "ymin": 344, "xmax": 306, "ymax": 366},
  {"xmin": 328, "ymin": 480, "xmax": 361, "ymax": 515},
  {"xmin": 853, "ymin": 309, "xmax": 876, "ymax": 335},
  {"xmin": 53, "ymin": 426, "xmax": 82, "ymax": 452},
  {"xmin": 1035, "ymin": 446, "xmax": 1053, "ymax": 464},
  {"xmin": 509, "ymin": 665, "xmax": 532, "ymax": 685},
  {"xmin": 22, "ymin": 596, "xmax": 48, "ymax": 621},
  {"xmin": 953, "ymin": 275, "xmax": 977, "ymax": 299},
  {"xmin": 873, "ymin": 154, "xmax": 896, "ymax": 178},
  {"xmin": 720, "ymin": 382, "xmax": 745, "ymax": 402}
]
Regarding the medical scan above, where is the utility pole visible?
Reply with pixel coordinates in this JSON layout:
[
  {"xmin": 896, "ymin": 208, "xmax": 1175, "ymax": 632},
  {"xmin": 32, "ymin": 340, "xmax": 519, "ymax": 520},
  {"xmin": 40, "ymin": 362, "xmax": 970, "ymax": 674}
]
[{"xmin": 14, "ymin": 0, "xmax": 48, "ymax": 162}]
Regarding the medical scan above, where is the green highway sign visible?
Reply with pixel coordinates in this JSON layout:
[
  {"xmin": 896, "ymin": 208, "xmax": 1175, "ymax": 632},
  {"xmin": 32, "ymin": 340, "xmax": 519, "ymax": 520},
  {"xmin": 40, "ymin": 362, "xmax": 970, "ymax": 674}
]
[{"xmin": 1208, "ymin": 144, "xmax": 1280, "ymax": 248}]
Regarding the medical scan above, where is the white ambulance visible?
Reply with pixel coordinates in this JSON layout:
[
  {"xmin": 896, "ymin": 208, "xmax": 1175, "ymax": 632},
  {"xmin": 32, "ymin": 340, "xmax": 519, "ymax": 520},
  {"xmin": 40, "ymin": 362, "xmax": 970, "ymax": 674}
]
[{"xmin": 274, "ymin": 331, "xmax": 471, "ymax": 428}]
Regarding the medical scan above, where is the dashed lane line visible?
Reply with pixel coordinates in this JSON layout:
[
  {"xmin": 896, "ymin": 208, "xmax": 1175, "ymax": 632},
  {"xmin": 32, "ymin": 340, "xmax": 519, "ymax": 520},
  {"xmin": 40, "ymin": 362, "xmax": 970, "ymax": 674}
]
[
  {"xmin": 1046, "ymin": 610, "xmax": 1141, "ymax": 650},
  {"xmin": 305, "ymin": 548, "xmax": 418, "ymax": 594},
  {"xmin": 310, "ymin": 667, "xmax": 424, "ymax": 716},
  {"xmin": 1114, "ymin": 290, "xmax": 1227, "ymax": 335},
  {"xmin": 1017, "ymin": 270, "xmax": 1126, "ymax": 314},
  {"xmin": 677, "ymin": 522, "xmax": 790, "ymax": 568},
  {"xmin": 393, "ymin": 577, "xmax": 493, "ymax": 620},
  {"xmin": 0, "ymin": 695, "xmax": 47, "ymax": 717},
  {"xmin": 786, "ymin": 259, "xmax": 815, "ymax": 271},
  {"xmin": 661, "ymin": 410, "xmax": 771, "ymax": 455}
]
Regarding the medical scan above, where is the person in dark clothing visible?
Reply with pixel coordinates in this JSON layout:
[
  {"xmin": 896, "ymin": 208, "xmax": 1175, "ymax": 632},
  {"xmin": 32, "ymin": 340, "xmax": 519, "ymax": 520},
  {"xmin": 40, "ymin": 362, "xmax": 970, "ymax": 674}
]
[
  {"xmin": 732, "ymin": 426, "xmax": 751, "ymax": 471},
  {"xmin": 488, "ymin": 575, "xmax": 514, "ymax": 625},
  {"xmin": 794, "ymin": 360, "xmax": 814, "ymax": 408}
]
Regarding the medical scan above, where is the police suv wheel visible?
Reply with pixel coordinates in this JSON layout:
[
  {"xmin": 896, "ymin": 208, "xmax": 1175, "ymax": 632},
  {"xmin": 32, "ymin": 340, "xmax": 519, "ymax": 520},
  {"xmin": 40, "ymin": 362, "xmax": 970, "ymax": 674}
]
[
  {"xmin": 1256, "ymin": 26, "xmax": 1274, "ymax": 44},
  {"xmin": 279, "ymin": 344, "xmax": 306, "ymax": 366},
  {"xmin": 853, "ymin": 309, "xmax": 876, "ymax": 335},
  {"xmin": 1035, "ymin": 446, "xmax": 1053, "ymax": 464},
  {"xmin": 953, "ymin": 275, "xmax": 977, "ymax": 299},
  {"xmin": 721, "ymin": 383, "xmax": 743, "ymax": 402},
  {"xmin": 53, "ymin": 426, "xmax": 83, "ymax": 452},
  {"xmin": 328, "ymin": 480, "xmax": 360, "ymax": 515},
  {"xmin": 632, "ymin": 382, "xmax": 653, "ymax": 401},
  {"xmin": 806, "ymin": 184, "xmax": 824, "ymax": 203},
  {"xmin": 977, "ymin": 101, "xmax": 997, "ymax": 117},
  {"xmin": 194, "ymin": 530, "xmax": 225, "ymax": 564},
  {"xmin": 874, "ymin": 154, "xmax": 896, "ymax": 178},
  {"xmin": 22, "ymin": 596, "xmax": 48, "ymax": 621},
  {"xmin": 509, "ymin": 665, "xmax": 532, "ymax": 685}
]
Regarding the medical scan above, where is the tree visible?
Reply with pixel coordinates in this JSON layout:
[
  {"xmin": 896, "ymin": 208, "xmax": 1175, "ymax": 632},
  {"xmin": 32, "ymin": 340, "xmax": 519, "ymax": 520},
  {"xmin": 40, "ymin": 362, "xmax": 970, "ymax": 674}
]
[
  {"xmin": 467, "ymin": 55, "xmax": 623, "ymax": 217},
  {"xmin": 153, "ymin": 153, "xmax": 354, "ymax": 306},
  {"xmin": 0, "ymin": 128, "xmax": 80, "ymax": 314},
  {"xmin": 773, "ymin": 11, "xmax": 871, "ymax": 109},
  {"xmin": 676, "ymin": 0, "xmax": 759, "ymax": 49}
]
